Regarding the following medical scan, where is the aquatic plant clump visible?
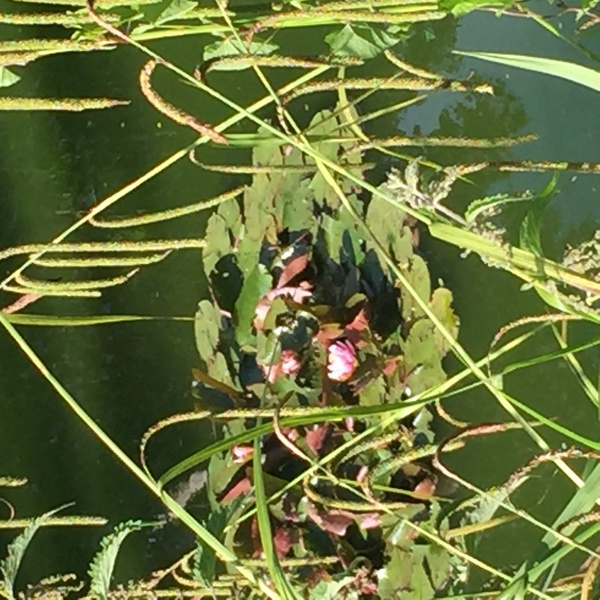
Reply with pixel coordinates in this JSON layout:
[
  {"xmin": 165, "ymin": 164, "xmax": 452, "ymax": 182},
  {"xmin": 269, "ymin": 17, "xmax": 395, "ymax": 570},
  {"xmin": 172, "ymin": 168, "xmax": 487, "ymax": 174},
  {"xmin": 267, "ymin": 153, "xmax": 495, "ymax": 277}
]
[{"xmin": 191, "ymin": 106, "xmax": 461, "ymax": 596}]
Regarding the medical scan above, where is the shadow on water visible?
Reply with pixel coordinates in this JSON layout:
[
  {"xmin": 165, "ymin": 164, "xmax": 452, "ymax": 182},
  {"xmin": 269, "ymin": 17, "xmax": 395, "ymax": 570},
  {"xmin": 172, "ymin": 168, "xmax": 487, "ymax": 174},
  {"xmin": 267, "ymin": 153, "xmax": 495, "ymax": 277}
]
[{"xmin": 0, "ymin": 5, "xmax": 598, "ymax": 592}]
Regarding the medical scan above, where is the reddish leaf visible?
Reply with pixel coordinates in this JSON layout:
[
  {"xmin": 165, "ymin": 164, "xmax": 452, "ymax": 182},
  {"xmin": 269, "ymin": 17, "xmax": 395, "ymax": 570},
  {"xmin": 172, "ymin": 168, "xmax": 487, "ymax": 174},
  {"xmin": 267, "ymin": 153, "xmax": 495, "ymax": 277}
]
[
  {"xmin": 273, "ymin": 525, "xmax": 297, "ymax": 558},
  {"xmin": 344, "ymin": 307, "xmax": 369, "ymax": 345},
  {"xmin": 305, "ymin": 424, "xmax": 331, "ymax": 456},
  {"xmin": 306, "ymin": 501, "xmax": 354, "ymax": 536},
  {"xmin": 413, "ymin": 477, "xmax": 436, "ymax": 500},
  {"xmin": 219, "ymin": 476, "xmax": 251, "ymax": 504},
  {"xmin": 382, "ymin": 356, "xmax": 401, "ymax": 377},
  {"xmin": 358, "ymin": 512, "xmax": 381, "ymax": 530},
  {"xmin": 277, "ymin": 253, "xmax": 309, "ymax": 289},
  {"xmin": 231, "ymin": 444, "xmax": 254, "ymax": 464},
  {"xmin": 254, "ymin": 284, "xmax": 312, "ymax": 330}
]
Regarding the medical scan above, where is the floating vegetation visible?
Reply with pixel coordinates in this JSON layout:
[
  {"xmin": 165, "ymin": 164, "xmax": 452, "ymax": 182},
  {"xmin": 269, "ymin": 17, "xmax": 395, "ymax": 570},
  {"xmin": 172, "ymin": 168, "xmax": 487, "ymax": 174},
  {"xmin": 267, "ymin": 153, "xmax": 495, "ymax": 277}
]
[{"xmin": 0, "ymin": 0, "xmax": 598, "ymax": 597}]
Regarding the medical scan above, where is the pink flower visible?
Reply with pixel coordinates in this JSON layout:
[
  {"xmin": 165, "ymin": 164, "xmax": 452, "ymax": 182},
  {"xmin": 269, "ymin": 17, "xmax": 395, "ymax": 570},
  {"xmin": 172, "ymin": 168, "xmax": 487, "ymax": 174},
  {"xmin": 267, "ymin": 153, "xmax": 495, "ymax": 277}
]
[
  {"xmin": 327, "ymin": 340, "xmax": 357, "ymax": 382},
  {"xmin": 231, "ymin": 444, "xmax": 254, "ymax": 464},
  {"xmin": 281, "ymin": 349, "xmax": 301, "ymax": 375}
]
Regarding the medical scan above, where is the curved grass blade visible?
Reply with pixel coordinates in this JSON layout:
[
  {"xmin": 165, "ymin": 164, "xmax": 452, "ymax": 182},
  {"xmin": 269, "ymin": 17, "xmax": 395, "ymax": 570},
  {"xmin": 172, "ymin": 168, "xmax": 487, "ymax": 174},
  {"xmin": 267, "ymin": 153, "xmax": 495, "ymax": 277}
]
[
  {"xmin": 455, "ymin": 51, "xmax": 600, "ymax": 93},
  {"xmin": 89, "ymin": 187, "xmax": 243, "ymax": 228},
  {"xmin": 0, "ymin": 313, "xmax": 279, "ymax": 598}
]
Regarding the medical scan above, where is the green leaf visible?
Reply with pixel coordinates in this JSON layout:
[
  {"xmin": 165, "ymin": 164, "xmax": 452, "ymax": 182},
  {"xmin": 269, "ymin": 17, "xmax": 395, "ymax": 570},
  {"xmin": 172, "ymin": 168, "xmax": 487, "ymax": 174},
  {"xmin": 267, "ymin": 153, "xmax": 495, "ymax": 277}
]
[
  {"xmin": 0, "ymin": 504, "xmax": 69, "ymax": 597},
  {"xmin": 366, "ymin": 195, "xmax": 413, "ymax": 269},
  {"xmin": 429, "ymin": 287, "xmax": 458, "ymax": 356},
  {"xmin": 465, "ymin": 191, "xmax": 534, "ymax": 225},
  {"xmin": 194, "ymin": 300, "xmax": 221, "ymax": 362},
  {"xmin": 202, "ymin": 213, "xmax": 231, "ymax": 275},
  {"xmin": 518, "ymin": 174, "xmax": 557, "ymax": 256},
  {"xmin": 88, "ymin": 521, "xmax": 146, "ymax": 599},
  {"xmin": 234, "ymin": 265, "xmax": 272, "ymax": 346},
  {"xmin": 0, "ymin": 66, "xmax": 20, "ymax": 88},
  {"xmin": 440, "ymin": 0, "xmax": 513, "ymax": 16},
  {"xmin": 192, "ymin": 510, "xmax": 228, "ymax": 587},
  {"xmin": 203, "ymin": 37, "xmax": 278, "ymax": 63},
  {"xmin": 156, "ymin": 0, "xmax": 197, "ymax": 24},
  {"xmin": 455, "ymin": 51, "xmax": 600, "ymax": 92},
  {"xmin": 401, "ymin": 256, "xmax": 431, "ymax": 321},
  {"xmin": 325, "ymin": 24, "xmax": 404, "ymax": 59}
]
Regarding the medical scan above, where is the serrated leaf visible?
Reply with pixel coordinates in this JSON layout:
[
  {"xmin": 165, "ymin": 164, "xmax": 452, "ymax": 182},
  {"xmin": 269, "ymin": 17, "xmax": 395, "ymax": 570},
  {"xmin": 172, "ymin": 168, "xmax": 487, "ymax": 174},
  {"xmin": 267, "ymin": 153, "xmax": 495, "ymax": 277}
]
[
  {"xmin": 88, "ymin": 521, "xmax": 146, "ymax": 599},
  {"xmin": 1, "ymin": 504, "xmax": 68, "ymax": 597},
  {"xmin": 465, "ymin": 191, "xmax": 534, "ymax": 224},
  {"xmin": 519, "ymin": 175, "xmax": 557, "ymax": 255}
]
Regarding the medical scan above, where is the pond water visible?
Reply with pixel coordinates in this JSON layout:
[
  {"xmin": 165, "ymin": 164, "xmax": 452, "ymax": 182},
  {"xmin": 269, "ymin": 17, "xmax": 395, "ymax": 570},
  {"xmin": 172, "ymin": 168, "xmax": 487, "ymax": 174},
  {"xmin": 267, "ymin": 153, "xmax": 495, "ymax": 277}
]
[{"xmin": 0, "ymin": 3, "xmax": 598, "ymax": 593}]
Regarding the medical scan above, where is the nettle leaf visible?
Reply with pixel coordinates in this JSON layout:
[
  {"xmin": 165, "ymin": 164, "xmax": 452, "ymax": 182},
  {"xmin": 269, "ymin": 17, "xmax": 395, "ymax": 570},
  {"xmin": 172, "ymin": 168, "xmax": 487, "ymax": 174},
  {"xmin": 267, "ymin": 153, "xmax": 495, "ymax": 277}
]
[
  {"xmin": 465, "ymin": 191, "xmax": 534, "ymax": 225},
  {"xmin": 0, "ymin": 66, "xmax": 20, "ymax": 88},
  {"xmin": 234, "ymin": 265, "xmax": 272, "ymax": 347},
  {"xmin": 88, "ymin": 521, "xmax": 146, "ymax": 599},
  {"xmin": 519, "ymin": 176, "xmax": 556, "ymax": 255},
  {"xmin": 1, "ymin": 505, "xmax": 68, "ymax": 597},
  {"xmin": 203, "ymin": 37, "xmax": 279, "ymax": 63},
  {"xmin": 194, "ymin": 300, "xmax": 221, "ymax": 362},
  {"xmin": 325, "ymin": 24, "xmax": 404, "ymax": 59}
]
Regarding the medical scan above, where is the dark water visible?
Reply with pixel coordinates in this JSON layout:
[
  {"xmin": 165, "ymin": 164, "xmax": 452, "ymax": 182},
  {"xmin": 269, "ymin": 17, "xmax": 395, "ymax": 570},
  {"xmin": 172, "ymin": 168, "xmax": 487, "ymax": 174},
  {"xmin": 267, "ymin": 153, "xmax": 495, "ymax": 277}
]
[{"xmin": 0, "ymin": 4, "xmax": 598, "ymax": 593}]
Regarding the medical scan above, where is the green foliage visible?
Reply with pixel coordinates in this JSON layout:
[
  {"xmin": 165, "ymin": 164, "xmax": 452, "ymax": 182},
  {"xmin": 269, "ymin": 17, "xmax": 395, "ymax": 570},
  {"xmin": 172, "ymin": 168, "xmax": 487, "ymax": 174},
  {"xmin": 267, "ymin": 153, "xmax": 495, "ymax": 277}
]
[
  {"xmin": 189, "ymin": 104, "xmax": 461, "ymax": 596},
  {"xmin": 456, "ymin": 51, "xmax": 600, "ymax": 92},
  {"xmin": 87, "ymin": 521, "xmax": 146, "ymax": 599},
  {"xmin": 0, "ymin": 506, "xmax": 68, "ymax": 598},
  {"xmin": 325, "ymin": 23, "xmax": 406, "ymax": 59},
  {"xmin": 440, "ymin": 0, "xmax": 515, "ymax": 16}
]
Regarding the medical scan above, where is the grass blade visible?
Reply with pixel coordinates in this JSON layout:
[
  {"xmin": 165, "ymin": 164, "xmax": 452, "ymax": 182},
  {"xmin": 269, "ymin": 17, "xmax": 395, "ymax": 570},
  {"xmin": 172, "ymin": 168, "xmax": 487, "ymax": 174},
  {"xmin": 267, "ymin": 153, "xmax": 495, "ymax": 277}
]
[{"xmin": 454, "ymin": 51, "xmax": 600, "ymax": 92}]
